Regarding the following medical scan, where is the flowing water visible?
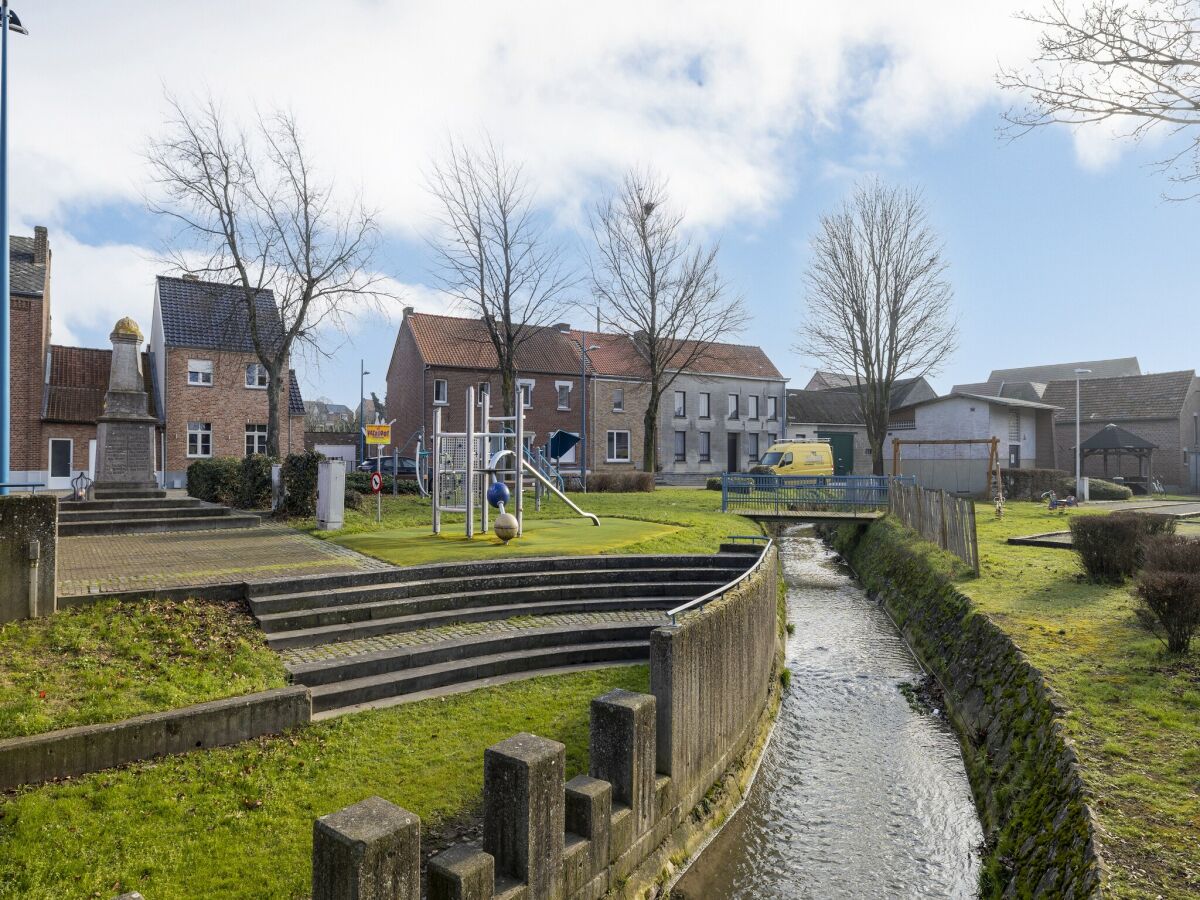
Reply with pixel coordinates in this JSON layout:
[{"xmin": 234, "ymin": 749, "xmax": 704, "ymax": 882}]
[{"xmin": 673, "ymin": 532, "xmax": 983, "ymax": 899}]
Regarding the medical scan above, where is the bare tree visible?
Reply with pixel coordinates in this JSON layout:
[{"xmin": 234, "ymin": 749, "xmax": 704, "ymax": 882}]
[
  {"xmin": 426, "ymin": 139, "xmax": 573, "ymax": 416},
  {"xmin": 999, "ymin": 0, "xmax": 1200, "ymax": 196},
  {"xmin": 799, "ymin": 179, "xmax": 956, "ymax": 475},
  {"xmin": 147, "ymin": 97, "xmax": 387, "ymax": 456},
  {"xmin": 590, "ymin": 170, "xmax": 747, "ymax": 473}
]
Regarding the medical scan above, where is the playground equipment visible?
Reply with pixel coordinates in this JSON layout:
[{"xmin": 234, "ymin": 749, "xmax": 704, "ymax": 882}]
[{"xmin": 431, "ymin": 385, "xmax": 599, "ymax": 539}]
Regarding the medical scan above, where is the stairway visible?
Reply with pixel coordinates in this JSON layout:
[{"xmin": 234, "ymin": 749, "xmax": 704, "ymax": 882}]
[
  {"xmin": 250, "ymin": 549, "xmax": 760, "ymax": 716},
  {"xmin": 59, "ymin": 491, "xmax": 260, "ymax": 536}
]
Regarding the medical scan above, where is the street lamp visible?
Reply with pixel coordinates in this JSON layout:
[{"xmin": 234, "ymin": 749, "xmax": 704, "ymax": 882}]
[
  {"xmin": 570, "ymin": 335, "xmax": 599, "ymax": 492},
  {"xmin": 359, "ymin": 360, "xmax": 370, "ymax": 467},
  {"xmin": 1075, "ymin": 368, "xmax": 1092, "ymax": 498},
  {"xmin": 0, "ymin": 2, "xmax": 28, "ymax": 496}
]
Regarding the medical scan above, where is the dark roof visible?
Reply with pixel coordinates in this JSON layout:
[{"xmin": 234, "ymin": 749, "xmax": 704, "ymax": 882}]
[
  {"xmin": 987, "ymin": 357, "xmax": 1140, "ymax": 384},
  {"xmin": 786, "ymin": 389, "xmax": 865, "ymax": 425},
  {"xmin": 43, "ymin": 345, "xmax": 155, "ymax": 424},
  {"xmin": 805, "ymin": 371, "xmax": 857, "ymax": 390},
  {"xmin": 951, "ymin": 380, "xmax": 1048, "ymax": 402},
  {"xmin": 156, "ymin": 276, "xmax": 285, "ymax": 353},
  {"xmin": 1041, "ymin": 371, "xmax": 1196, "ymax": 423},
  {"xmin": 287, "ymin": 370, "xmax": 305, "ymax": 416},
  {"xmin": 949, "ymin": 391, "xmax": 1058, "ymax": 410},
  {"xmin": 1080, "ymin": 423, "xmax": 1157, "ymax": 451},
  {"xmin": 823, "ymin": 376, "xmax": 935, "ymax": 411},
  {"xmin": 10, "ymin": 235, "xmax": 46, "ymax": 298}
]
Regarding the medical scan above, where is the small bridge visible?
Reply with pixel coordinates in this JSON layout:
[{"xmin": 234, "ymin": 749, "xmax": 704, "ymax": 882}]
[{"xmin": 720, "ymin": 473, "xmax": 914, "ymax": 521}]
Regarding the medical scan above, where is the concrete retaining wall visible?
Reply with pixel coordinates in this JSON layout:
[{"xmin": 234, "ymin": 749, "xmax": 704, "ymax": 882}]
[
  {"xmin": 0, "ymin": 494, "xmax": 57, "ymax": 624},
  {"xmin": 311, "ymin": 544, "xmax": 782, "ymax": 900},
  {"xmin": 832, "ymin": 519, "xmax": 1104, "ymax": 899},
  {"xmin": 0, "ymin": 687, "xmax": 310, "ymax": 791}
]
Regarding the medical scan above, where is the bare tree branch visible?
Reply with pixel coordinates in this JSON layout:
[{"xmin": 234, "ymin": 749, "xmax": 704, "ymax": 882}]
[
  {"xmin": 590, "ymin": 169, "xmax": 748, "ymax": 472},
  {"xmin": 797, "ymin": 178, "xmax": 957, "ymax": 475},
  {"xmin": 146, "ymin": 96, "xmax": 390, "ymax": 456}
]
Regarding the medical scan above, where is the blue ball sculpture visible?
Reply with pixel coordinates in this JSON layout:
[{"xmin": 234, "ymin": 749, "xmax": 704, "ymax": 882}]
[{"xmin": 486, "ymin": 481, "xmax": 511, "ymax": 509}]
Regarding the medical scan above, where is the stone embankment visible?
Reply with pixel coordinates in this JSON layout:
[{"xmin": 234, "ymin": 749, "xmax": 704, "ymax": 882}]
[{"xmin": 830, "ymin": 520, "xmax": 1104, "ymax": 899}]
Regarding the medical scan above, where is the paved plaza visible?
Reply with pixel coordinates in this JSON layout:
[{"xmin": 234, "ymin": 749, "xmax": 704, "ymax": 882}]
[{"xmin": 58, "ymin": 524, "xmax": 391, "ymax": 596}]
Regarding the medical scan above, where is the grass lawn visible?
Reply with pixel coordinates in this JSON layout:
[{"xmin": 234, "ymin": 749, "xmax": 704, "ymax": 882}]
[
  {"xmin": 0, "ymin": 665, "xmax": 649, "ymax": 900},
  {"xmin": 959, "ymin": 501, "xmax": 1200, "ymax": 899},
  {"xmin": 0, "ymin": 597, "xmax": 286, "ymax": 740}
]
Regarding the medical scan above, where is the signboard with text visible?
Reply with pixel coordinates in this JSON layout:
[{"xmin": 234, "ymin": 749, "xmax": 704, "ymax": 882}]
[{"xmin": 365, "ymin": 424, "xmax": 392, "ymax": 446}]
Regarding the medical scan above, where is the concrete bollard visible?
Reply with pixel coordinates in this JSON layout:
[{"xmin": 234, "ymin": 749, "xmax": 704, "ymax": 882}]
[
  {"xmin": 565, "ymin": 774, "xmax": 612, "ymax": 876},
  {"xmin": 312, "ymin": 796, "xmax": 420, "ymax": 900},
  {"xmin": 589, "ymin": 689, "xmax": 657, "ymax": 836},
  {"xmin": 428, "ymin": 845, "xmax": 495, "ymax": 900},
  {"xmin": 484, "ymin": 732, "xmax": 565, "ymax": 899}
]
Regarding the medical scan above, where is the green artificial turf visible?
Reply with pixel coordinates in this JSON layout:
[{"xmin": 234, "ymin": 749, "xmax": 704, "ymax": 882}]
[
  {"xmin": 0, "ymin": 597, "xmax": 286, "ymax": 740},
  {"xmin": 0, "ymin": 665, "xmax": 649, "ymax": 900}
]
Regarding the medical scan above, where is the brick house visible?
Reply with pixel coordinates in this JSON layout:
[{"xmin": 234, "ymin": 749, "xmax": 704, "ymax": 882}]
[
  {"xmin": 569, "ymin": 330, "xmax": 652, "ymax": 474},
  {"xmin": 385, "ymin": 310, "xmax": 587, "ymax": 468},
  {"xmin": 149, "ymin": 276, "xmax": 305, "ymax": 487}
]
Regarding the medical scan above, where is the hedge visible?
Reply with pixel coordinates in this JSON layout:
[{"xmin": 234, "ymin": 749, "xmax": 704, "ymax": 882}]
[
  {"xmin": 186, "ymin": 457, "xmax": 241, "ymax": 505},
  {"xmin": 1000, "ymin": 467, "xmax": 1070, "ymax": 501},
  {"xmin": 238, "ymin": 455, "xmax": 276, "ymax": 509},
  {"xmin": 586, "ymin": 472, "xmax": 655, "ymax": 493},
  {"xmin": 345, "ymin": 472, "xmax": 421, "ymax": 495},
  {"xmin": 281, "ymin": 450, "xmax": 322, "ymax": 516}
]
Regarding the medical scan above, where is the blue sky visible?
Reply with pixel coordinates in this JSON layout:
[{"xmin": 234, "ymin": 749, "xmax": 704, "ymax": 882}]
[{"xmin": 10, "ymin": 2, "xmax": 1200, "ymax": 408}]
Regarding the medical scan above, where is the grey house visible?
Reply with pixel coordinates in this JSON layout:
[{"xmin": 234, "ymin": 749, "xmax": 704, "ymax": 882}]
[{"xmin": 658, "ymin": 341, "xmax": 787, "ymax": 484}]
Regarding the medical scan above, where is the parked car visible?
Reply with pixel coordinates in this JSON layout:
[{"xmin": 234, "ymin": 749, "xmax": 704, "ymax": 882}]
[
  {"xmin": 752, "ymin": 441, "xmax": 834, "ymax": 477},
  {"xmin": 358, "ymin": 456, "xmax": 417, "ymax": 477}
]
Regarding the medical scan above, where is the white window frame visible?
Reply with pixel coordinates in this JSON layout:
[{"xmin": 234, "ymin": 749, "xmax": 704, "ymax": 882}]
[
  {"xmin": 555, "ymin": 380, "xmax": 573, "ymax": 411},
  {"xmin": 748, "ymin": 395, "xmax": 759, "ymax": 420},
  {"xmin": 767, "ymin": 396, "xmax": 778, "ymax": 421},
  {"xmin": 48, "ymin": 437, "xmax": 73, "ymax": 481},
  {"xmin": 699, "ymin": 431, "xmax": 711, "ymax": 462},
  {"xmin": 245, "ymin": 363, "xmax": 269, "ymax": 389},
  {"xmin": 433, "ymin": 379, "xmax": 449, "ymax": 406},
  {"xmin": 187, "ymin": 421, "xmax": 212, "ymax": 458},
  {"xmin": 698, "ymin": 392, "xmax": 711, "ymax": 419},
  {"xmin": 673, "ymin": 390, "xmax": 686, "ymax": 418},
  {"xmin": 747, "ymin": 432, "xmax": 760, "ymax": 461},
  {"xmin": 612, "ymin": 388, "xmax": 625, "ymax": 412},
  {"xmin": 187, "ymin": 359, "xmax": 213, "ymax": 387},
  {"xmin": 674, "ymin": 430, "xmax": 687, "ymax": 462},
  {"xmin": 606, "ymin": 430, "xmax": 631, "ymax": 463},
  {"xmin": 245, "ymin": 423, "xmax": 268, "ymax": 456},
  {"xmin": 477, "ymin": 381, "xmax": 490, "ymax": 405},
  {"xmin": 556, "ymin": 431, "xmax": 580, "ymax": 465},
  {"xmin": 728, "ymin": 393, "xmax": 739, "ymax": 420},
  {"xmin": 519, "ymin": 379, "xmax": 535, "ymax": 409}
]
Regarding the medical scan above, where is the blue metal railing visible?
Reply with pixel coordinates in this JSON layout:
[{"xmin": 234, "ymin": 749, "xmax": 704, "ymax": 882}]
[
  {"xmin": 523, "ymin": 445, "xmax": 564, "ymax": 492},
  {"xmin": 0, "ymin": 481, "xmax": 45, "ymax": 494},
  {"xmin": 720, "ymin": 473, "xmax": 914, "ymax": 514}
]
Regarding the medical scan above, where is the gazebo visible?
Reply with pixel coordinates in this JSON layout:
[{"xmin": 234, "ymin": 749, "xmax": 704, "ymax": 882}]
[{"xmin": 1078, "ymin": 423, "xmax": 1157, "ymax": 494}]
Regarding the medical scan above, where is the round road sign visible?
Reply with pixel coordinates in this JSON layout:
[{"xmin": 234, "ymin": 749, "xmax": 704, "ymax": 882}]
[{"xmin": 370, "ymin": 472, "xmax": 383, "ymax": 494}]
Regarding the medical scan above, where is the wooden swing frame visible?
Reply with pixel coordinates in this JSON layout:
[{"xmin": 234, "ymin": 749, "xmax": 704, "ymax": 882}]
[{"xmin": 890, "ymin": 436, "xmax": 1004, "ymax": 507}]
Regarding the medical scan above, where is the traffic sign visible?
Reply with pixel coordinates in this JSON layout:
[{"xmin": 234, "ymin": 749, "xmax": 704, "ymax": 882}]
[
  {"xmin": 370, "ymin": 472, "xmax": 383, "ymax": 494},
  {"xmin": 365, "ymin": 424, "xmax": 391, "ymax": 445}
]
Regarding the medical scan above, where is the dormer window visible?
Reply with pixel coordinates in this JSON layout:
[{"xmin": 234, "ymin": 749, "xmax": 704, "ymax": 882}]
[{"xmin": 245, "ymin": 363, "xmax": 269, "ymax": 389}]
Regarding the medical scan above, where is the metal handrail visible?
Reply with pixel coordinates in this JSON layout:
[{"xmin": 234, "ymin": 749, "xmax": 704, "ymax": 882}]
[
  {"xmin": 667, "ymin": 537, "xmax": 774, "ymax": 624},
  {"xmin": 0, "ymin": 482, "xmax": 45, "ymax": 494}
]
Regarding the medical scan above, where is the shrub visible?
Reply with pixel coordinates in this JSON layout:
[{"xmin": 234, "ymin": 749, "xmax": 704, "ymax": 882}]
[
  {"xmin": 1000, "ymin": 467, "xmax": 1070, "ymax": 501},
  {"xmin": 280, "ymin": 450, "xmax": 323, "ymax": 516},
  {"xmin": 1070, "ymin": 514, "xmax": 1146, "ymax": 582},
  {"xmin": 1111, "ymin": 511, "xmax": 1176, "ymax": 537},
  {"xmin": 1135, "ymin": 535, "xmax": 1200, "ymax": 653},
  {"xmin": 187, "ymin": 457, "xmax": 241, "ymax": 505},
  {"xmin": 1059, "ymin": 475, "xmax": 1134, "ymax": 501},
  {"xmin": 706, "ymin": 477, "xmax": 722, "ymax": 491},
  {"xmin": 587, "ymin": 472, "xmax": 656, "ymax": 493},
  {"xmin": 343, "ymin": 488, "xmax": 364, "ymax": 511},
  {"xmin": 238, "ymin": 454, "xmax": 276, "ymax": 509},
  {"xmin": 345, "ymin": 472, "xmax": 421, "ymax": 495}
]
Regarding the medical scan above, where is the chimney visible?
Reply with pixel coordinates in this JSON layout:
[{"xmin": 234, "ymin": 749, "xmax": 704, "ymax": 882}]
[
  {"xmin": 33, "ymin": 226, "xmax": 48, "ymax": 266},
  {"xmin": 557, "ymin": 323, "xmax": 571, "ymax": 333},
  {"xmin": 182, "ymin": 273, "xmax": 200, "ymax": 282},
  {"xmin": 402, "ymin": 306, "xmax": 415, "ymax": 320}
]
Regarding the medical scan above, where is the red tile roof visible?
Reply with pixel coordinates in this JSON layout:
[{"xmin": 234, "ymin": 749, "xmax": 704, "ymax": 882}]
[
  {"xmin": 567, "ymin": 330, "xmax": 648, "ymax": 378},
  {"xmin": 43, "ymin": 345, "xmax": 155, "ymax": 424},
  {"xmin": 665, "ymin": 339, "xmax": 784, "ymax": 379}
]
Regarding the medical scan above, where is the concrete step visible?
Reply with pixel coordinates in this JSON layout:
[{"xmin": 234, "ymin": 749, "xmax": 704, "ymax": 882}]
[
  {"xmin": 255, "ymin": 580, "xmax": 721, "ymax": 635},
  {"xmin": 265, "ymin": 596, "xmax": 683, "ymax": 650},
  {"xmin": 59, "ymin": 504, "xmax": 234, "ymax": 523},
  {"xmin": 289, "ymin": 622, "xmax": 658, "ymax": 687},
  {"xmin": 92, "ymin": 488, "xmax": 168, "ymax": 500},
  {"xmin": 59, "ymin": 512, "xmax": 260, "ymax": 537},
  {"xmin": 249, "ymin": 565, "xmax": 745, "ymax": 616},
  {"xmin": 306, "ymin": 640, "xmax": 648, "ymax": 713},
  {"xmin": 245, "ymin": 553, "xmax": 756, "ymax": 600},
  {"xmin": 59, "ymin": 497, "xmax": 205, "ymax": 512}
]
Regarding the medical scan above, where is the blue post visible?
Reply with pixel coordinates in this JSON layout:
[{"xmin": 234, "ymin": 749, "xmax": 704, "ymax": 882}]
[
  {"xmin": 0, "ymin": 2, "xmax": 10, "ymax": 494},
  {"xmin": 720, "ymin": 472, "xmax": 728, "ymax": 512}
]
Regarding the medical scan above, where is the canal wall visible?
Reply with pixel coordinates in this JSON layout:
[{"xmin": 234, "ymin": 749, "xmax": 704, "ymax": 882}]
[
  {"xmin": 310, "ymin": 543, "xmax": 784, "ymax": 900},
  {"xmin": 831, "ymin": 518, "xmax": 1104, "ymax": 899}
]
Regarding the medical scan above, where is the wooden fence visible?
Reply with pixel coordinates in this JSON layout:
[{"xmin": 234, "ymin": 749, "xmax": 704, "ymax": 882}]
[{"xmin": 888, "ymin": 482, "xmax": 980, "ymax": 574}]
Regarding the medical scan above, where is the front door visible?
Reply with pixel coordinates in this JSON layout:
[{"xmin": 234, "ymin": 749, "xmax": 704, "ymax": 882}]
[
  {"xmin": 727, "ymin": 433, "xmax": 739, "ymax": 472},
  {"xmin": 1008, "ymin": 444, "xmax": 1021, "ymax": 469},
  {"xmin": 48, "ymin": 438, "xmax": 73, "ymax": 490},
  {"xmin": 818, "ymin": 431, "xmax": 855, "ymax": 476}
]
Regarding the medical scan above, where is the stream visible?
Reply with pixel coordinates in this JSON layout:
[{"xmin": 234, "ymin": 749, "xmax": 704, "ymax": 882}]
[{"xmin": 672, "ymin": 531, "xmax": 983, "ymax": 899}]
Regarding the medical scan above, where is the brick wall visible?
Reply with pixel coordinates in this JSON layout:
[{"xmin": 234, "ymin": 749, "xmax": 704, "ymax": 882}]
[
  {"xmin": 7, "ymin": 296, "xmax": 47, "ymax": 474},
  {"xmin": 590, "ymin": 378, "xmax": 649, "ymax": 473},
  {"xmin": 1053, "ymin": 418, "xmax": 1184, "ymax": 488},
  {"xmin": 162, "ymin": 347, "xmax": 301, "ymax": 476},
  {"xmin": 385, "ymin": 322, "xmax": 425, "ymax": 457}
]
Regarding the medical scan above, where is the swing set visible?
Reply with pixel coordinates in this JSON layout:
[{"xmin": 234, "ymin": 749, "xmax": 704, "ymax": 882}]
[{"xmin": 891, "ymin": 436, "xmax": 1005, "ymax": 516}]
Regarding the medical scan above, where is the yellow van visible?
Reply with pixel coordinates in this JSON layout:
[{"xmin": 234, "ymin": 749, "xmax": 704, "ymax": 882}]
[{"xmin": 754, "ymin": 441, "xmax": 834, "ymax": 477}]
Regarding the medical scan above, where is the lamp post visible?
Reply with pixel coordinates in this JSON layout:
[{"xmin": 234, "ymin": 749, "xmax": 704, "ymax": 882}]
[
  {"xmin": 359, "ymin": 360, "xmax": 370, "ymax": 468},
  {"xmin": 571, "ymin": 335, "xmax": 599, "ymax": 492},
  {"xmin": 0, "ymin": 2, "xmax": 28, "ymax": 496},
  {"xmin": 1075, "ymin": 368, "xmax": 1091, "ymax": 498}
]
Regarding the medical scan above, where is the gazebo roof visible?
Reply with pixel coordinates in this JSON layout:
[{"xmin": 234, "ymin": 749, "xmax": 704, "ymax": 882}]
[{"xmin": 1080, "ymin": 423, "xmax": 1157, "ymax": 451}]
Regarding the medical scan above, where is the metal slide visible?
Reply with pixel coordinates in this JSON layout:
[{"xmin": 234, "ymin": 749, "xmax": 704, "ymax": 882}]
[{"xmin": 520, "ymin": 458, "xmax": 601, "ymax": 526}]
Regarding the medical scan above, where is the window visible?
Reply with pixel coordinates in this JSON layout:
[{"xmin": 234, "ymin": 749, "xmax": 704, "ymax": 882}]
[
  {"xmin": 606, "ymin": 430, "xmax": 630, "ymax": 462},
  {"xmin": 612, "ymin": 388, "xmax": 625, "ymax": 412},
  {"xmin": 767, "ymin": 396, "xmax": 778, "ymax": 421},
  {"xmin": 187, "ymin": 422, "xmax": 212, "ymax": 458},
  {"xmin": 245, "ymin": 363, "xmax": 269, "ymax": 389},
  {"xmin": 728, "ymin": 393, "xmax": 739, "ymax": 419},
  {"xmin": 768, "ymin": 433, "xmax": 777, "ymax": 447},
  {"xmin": 244, "ymin": 424, "xmax": 268, "ymax": 456},
  {"xmin": 187, "ymin": 359, "xmax": 213, "ymax": 386},
  {"xmin": 747, "ymin": 433, "xmax": 760, "ymax": 461},
  {"xmin": 674, "ymin": 431, "xmax": 687, "ymax": 462},
  {"xmin": 433, "ymin": 379, "xmax": 448, "ymax": 405},
  {"xmin": 674, "ymin": 391, "xmax": 686, "ymax": 417},
  {"xmin": 699, "ymin": 431, "xmax": 711, "ymax": 462},
  {"xmin": 556, "ymin": 381, "xmax": 572, "ymax": 411},
  {"xmin": 748, "ymin": 395, "xmax": 759, "ymax": 420},
  {"xmin": 49, "ymin": 438, "xmax": 72, "ymax": 479},
  {"xmin": 1008, "ymin": 410, "xmax": 1021, "ymax": 442},
  {"xmin": 519, "ymin": 379, "xmax": 535, "ymax": 409},
  {"xmin": 556, "ymin": 432, "xmax": 579, "ymax": 465},
  {"xmin": 698, "ymin": 392, "xmax": 711, "ymax": 418},
  {"xmin": 477, "ymin": 382, "xmax": 490, "ymax": 405}
]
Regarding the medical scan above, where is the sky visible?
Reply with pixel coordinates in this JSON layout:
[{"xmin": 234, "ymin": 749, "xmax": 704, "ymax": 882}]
[{"xmin": 9, "ymin": 1, "xmax": 1200, "ymax": 407}]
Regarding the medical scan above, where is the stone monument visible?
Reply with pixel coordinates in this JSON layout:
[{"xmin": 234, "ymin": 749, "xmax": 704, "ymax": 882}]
[{"xmin": 93, "ymin": 317, "xmax": 164, "ymax": 498}]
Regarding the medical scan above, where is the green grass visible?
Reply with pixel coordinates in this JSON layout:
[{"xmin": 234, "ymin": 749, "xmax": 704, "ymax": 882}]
[
  {"xmin": 0, "ymin": 598, "xmax": 286, "ymax": 740},
  {"xmin": 959, "ymin": 502, "xmax": 1200, "ymax": 899},
  {"xmin": 0, "ymin": 665, "xmax": 649, "ymax": 900}
]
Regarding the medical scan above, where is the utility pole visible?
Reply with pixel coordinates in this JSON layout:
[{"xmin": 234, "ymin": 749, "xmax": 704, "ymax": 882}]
[
  {"xmin": 359, "ymin": 359, "xmax": 370, "ymax": 468},
  {"xmin": 1075, "ymin": 368, "xmax": 1091, "ymax": 498}
]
